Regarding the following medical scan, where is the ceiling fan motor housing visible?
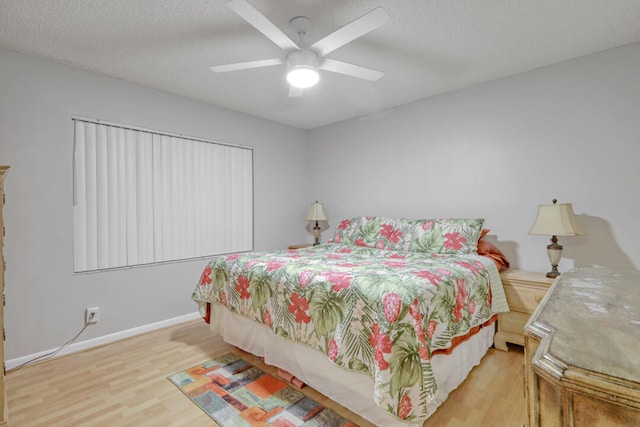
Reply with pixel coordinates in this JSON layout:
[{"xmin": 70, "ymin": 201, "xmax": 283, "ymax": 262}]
[{"xmin": 286, "ymin": 50, "xmax": 320, "ymax": 88}]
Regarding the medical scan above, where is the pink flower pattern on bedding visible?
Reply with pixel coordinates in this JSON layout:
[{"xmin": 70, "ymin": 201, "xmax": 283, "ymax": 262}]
[{"xmin": 192, "ymin": 243, "xmax": 508, "ymax": 423}]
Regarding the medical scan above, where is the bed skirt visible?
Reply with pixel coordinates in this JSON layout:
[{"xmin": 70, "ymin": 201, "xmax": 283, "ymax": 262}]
[{"xmin": 209, "ymin": 304, "xmax": 495, "ymax": 427}]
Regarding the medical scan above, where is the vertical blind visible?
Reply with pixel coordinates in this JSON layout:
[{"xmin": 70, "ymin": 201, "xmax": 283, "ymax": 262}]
[{"xmin": 73, "ymin": 119, "xmax": 253, "ymax": 272}]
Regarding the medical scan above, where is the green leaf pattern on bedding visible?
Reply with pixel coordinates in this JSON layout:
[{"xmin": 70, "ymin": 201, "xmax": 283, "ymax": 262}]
[{"xmin": 191, "ymin": 244, "xmax": 508, "ymax": 422}]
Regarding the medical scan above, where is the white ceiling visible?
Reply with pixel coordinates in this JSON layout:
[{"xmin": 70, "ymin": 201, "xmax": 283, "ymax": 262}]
[{"xmin": 2, "ymin": 1, "xmax": 640, "ymax": 130}]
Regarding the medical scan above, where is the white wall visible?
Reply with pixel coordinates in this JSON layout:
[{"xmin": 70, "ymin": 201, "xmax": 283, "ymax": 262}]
[
  {"xmin": 0, "ymin": 48, "xmax": 311, "ymax": 360},
  {"xmin": 309, "ymin": 42, "xmax": 640, "ymax": 274},
  {"xmin": 3, "ymin": 41, "xmax": 640, "ymax": 362}
]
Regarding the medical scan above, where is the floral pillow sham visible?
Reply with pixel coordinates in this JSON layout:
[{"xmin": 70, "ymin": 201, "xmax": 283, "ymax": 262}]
[
  {"xmin": 328, "ymin": 216, "xmax": 484, "ymax": 255},
  {"xmin": 406, "ymin": 217, "xmax": 485, "ymax": 254},
  {"xmin": 328, "ymin": 216, "xmax": 409, "ymax": 250}
]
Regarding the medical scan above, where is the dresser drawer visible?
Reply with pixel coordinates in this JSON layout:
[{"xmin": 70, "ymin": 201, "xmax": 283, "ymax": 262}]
[
  {"xmin": 503, "ymin": 284, "xmax": 547, "ymax": 313},
  {"xmin": 499, "ymin": 311, "xmax": 532, "ymax": 335}
]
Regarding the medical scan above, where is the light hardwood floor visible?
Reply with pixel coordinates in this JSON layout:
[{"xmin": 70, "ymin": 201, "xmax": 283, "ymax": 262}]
[{"xmin": 6, "ymin": 320, "xmax": 527, "ymax": 426}]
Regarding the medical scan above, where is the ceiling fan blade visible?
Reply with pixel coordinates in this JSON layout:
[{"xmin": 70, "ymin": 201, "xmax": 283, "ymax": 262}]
[
  {"xmin": 310, "ymin": 7, "xmax": 390, "ymax": 56},
  {"xmin": 319, "ymin": 58, "xmax": 384, "ymax": 81},
  {"xmin": 288, "ymin": 86, "xmax": 304, "ymax": 97},
  {"xmin": 226, "ymin": 0, "xmax": 299, "ymax": 51},
  {"xmin": 209, "ymin": 58, "xmax": 283, "ymax": 73}
]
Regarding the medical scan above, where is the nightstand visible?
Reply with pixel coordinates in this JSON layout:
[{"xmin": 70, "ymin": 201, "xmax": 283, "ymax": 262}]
[
  {"xmin": 288, "ymin": 244, "xmax": 312, "ymax": 250},
  {"xmin": 494, "ymin": 269, "xmax": 555, "ymax": 351}
]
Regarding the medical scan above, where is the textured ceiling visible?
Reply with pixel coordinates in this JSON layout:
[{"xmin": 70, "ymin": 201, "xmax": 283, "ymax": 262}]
[{"xmin": 2, "ymin": 0, "xmax": 640, "ymax": 129}]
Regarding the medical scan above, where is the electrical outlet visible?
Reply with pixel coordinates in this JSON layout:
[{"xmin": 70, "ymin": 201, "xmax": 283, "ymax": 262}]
[{"xmin": 86, "ymin": 306, "xmax": 100, "ymax": 324}]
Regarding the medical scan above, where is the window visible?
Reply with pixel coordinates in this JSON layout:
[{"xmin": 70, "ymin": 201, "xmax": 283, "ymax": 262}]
[{"xmin": 73, "ymin": 118, "xmax": 253, "ymax": 272}]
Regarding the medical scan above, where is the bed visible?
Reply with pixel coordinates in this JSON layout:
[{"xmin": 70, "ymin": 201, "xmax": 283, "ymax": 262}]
[{"xmin": 192, "ymin": 216, "xmax": 509, "ymax": 426}]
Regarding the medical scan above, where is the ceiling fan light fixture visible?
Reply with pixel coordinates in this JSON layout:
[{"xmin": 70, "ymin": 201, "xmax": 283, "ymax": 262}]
[
  {"xmin": 287, "ymin": 67, "xmax": 319, "ymax": 88},
  {"xmin": 286, "ymin": 50, "xmax": 320, "ymax": 88}
]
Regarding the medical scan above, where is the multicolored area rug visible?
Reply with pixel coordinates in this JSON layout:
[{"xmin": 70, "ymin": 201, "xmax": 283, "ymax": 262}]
[{"xmin": 168, "ymin": 353, "xmax": 357, "ymax": 426}]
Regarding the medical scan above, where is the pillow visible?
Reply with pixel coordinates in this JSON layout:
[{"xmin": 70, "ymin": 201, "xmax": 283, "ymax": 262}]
[
  {"xmin": 328, "ymin": 216, "xmax": 410, "ymax": 250},
  {"xmin": 480, "ymin": 228, "xmax": 490, "ymax": 239},
  {"xmin": 405, "ymin": 218, "xmax": 485, "ymax": 254},
  {"xmin": 476, "ymin": 229, "xmax": 510, "ymax": 271},
  {"xmin": 329, "ymin": 216, "xmax": 485, "ymax": 255},
  {"xmin": 328, "ymin": 217, "xmax": 360, "ymax": 245}
]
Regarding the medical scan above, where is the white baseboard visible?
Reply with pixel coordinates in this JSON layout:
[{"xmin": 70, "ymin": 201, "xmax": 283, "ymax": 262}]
[{"xmin": 6, "ymin": 311, "xmax": 202, "ymax": 370}]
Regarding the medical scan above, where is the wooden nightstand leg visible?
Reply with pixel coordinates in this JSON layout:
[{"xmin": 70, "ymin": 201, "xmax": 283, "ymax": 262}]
[{"xmin": 494, "ymin": 332, "xmax": 509, "ymax": 351}]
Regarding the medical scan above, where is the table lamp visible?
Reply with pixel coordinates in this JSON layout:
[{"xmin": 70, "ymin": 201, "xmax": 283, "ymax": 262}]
[
  {"xmin": 529, "ymin": 199, "xmax": 585, "ymax": 278},
  {"xmin": 306, "ymin": 201, "xmax": 327, "ymax": 245}
]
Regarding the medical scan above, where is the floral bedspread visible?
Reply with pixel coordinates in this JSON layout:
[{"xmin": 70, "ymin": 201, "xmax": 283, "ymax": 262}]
[{"xmin": 192, "ymin": 244, "xmax": 508, "ymax": 423}]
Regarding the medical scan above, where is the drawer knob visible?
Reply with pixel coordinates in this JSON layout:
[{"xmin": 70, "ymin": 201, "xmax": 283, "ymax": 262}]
[{"xmin": 535, "ymin": 296, "xmax": 543, "ymax": 303}]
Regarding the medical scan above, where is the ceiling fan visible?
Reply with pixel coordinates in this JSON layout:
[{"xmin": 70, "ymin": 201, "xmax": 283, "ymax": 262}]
[{"xmin": 210, "ymin": 0, "xmax": 390, "ymax": 97}]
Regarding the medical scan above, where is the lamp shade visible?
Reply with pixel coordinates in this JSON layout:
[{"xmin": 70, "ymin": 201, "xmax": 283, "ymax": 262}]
[
  {"xmin": 529, "ymin": 202, "xmax": 585, "ymax": 236},
  {"xmin": 306, "ymin": 201, "xmax": 327, "ymax": 221}
]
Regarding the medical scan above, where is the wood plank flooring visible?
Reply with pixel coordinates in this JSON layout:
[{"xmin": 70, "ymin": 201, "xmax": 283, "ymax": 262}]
[{"xmin": 6, "ymin": 320, "xmax": 527, "ymax": 426}]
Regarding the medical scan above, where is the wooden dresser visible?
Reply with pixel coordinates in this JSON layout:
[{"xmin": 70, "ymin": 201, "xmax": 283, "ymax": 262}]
[
  {"xmin": 0, "ymin": 166, "xmax": 8, "ymax": 427},
  {"xmin": 494, "ymin": 269, "xmax": 554, "ymax": 351},
  {"xmin": 525, "ymin": 268, "xmax": 640, "ymax": 426}
]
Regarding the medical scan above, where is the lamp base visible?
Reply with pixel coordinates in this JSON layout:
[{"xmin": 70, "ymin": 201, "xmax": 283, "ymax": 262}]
[
  {"xmin": 546, "ymin": 235, "xmax": 563, "ymax": 279},
  {"xmin": 546, "ymin": 266, "xmax": 561, "ymax": 279},
  {"xmin": 313, "ymin": 221, "xmax": 321, "ymax": 246}
]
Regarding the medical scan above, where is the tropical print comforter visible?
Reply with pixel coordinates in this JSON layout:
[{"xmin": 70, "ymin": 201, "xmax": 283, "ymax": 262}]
[{"xmin": 192, "ymin": 244, "xmax": 508, "ymax": 422}]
